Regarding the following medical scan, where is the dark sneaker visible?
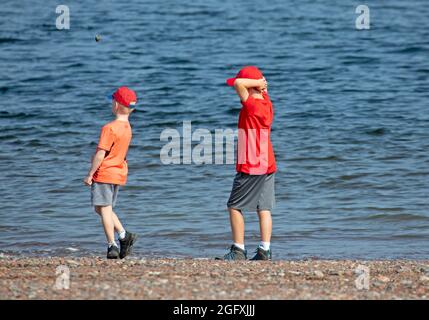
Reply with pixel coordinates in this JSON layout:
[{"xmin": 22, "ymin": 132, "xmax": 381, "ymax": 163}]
[
  {"xmin": 215, "ymin": 245, "xmax": 247, "ymax": 261},
  {"xmin": 119, "ymin": 232, "xmax": 138, "ymax": 259},
  {"xmin": 107, "ymin": 245, "xmax": 120, "ymax": 259},
  {"xmin": 250, "ymin": 247, "xmax": 272, "ymax": 261}
]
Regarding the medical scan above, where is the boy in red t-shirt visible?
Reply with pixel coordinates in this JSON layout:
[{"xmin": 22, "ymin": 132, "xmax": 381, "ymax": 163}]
[
  {"xmin": 83, "ymin": 86, "xmax": 138, "ymax": 259},
  {"xmin": 217, "ymin": 66, "xmax": 276, "ymax": 261}
]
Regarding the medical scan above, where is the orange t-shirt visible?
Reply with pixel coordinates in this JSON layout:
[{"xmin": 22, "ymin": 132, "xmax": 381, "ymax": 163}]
[{"xmin": 93, "ymin": 120, "xmax": 132, "ymax": 186}]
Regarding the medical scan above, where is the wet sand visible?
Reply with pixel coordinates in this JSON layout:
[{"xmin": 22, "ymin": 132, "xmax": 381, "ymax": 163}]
[{"xmin": 0, "ymin": 256, "xmax": 428, "ymax": 300}]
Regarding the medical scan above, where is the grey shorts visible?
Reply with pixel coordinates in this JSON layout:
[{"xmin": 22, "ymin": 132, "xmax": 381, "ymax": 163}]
[
  {"xmin": 91, "ymin": 182, "xmax": 119, "ymax": 207},
  {"xmin": 227, "ymin": 172, "xmax": 275, "ymax": 212}
]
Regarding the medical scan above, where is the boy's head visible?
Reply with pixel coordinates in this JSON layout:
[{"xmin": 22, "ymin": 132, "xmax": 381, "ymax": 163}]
[
  {"xmin": 110, "ymin": 86, "xmax": 137, "ymax": 115},
  {"xmin": 226, "ymin": 66, "xmax": 265, "ymax": 94}
]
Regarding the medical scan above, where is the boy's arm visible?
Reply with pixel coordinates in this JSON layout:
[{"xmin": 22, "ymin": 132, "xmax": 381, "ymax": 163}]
[
  {"xmin": 83, "ymin": 148, "xmax": 107, "ymax": 186},
  {"xmin": 233, "ymin": 78, "xmax": 267, "ymax": 102}
]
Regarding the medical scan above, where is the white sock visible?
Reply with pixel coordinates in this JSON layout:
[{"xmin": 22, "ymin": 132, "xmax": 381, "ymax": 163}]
[
  {"xmin": 108, "ymin": 241, "xmax": 118, "ymax": 248},
  {"xmin": 234, "ymin": 243, "xmax": 245, "ymax": 251},
  {"xmin": 259, "ymin": 241, "xmax": 270, "ymax": 251},
  {"xmin": 118, "ymin": 230, "xmax": 126, "ymax": 240}
]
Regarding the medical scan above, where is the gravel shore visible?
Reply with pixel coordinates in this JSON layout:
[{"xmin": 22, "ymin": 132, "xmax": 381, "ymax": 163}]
[{"xmin": 0, "ymin": 256, "xmax": 428, "ymax": 300}]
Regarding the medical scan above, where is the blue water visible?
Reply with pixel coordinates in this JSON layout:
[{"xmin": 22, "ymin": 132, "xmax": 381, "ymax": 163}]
[{"xmin": 0, "ymin": 0, "xmax": 428, "ymax": 259}]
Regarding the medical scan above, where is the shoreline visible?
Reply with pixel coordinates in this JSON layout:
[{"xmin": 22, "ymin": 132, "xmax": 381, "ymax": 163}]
[{"xmin": 1, "ymin": 257, "xmax": 428, "ymax": 299}]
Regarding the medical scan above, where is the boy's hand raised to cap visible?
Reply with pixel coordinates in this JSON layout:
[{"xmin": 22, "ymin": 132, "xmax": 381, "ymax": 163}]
[
  {"xmin": 83, "ymin": 175, "xmax": 93, "ymax": 186},
  {"xmin": 259, "ymin": 77, "xmax": 268, "ymax": 92}
]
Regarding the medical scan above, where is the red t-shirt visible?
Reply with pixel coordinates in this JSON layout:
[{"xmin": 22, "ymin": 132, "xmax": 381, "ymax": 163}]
[
  {"xmin": 236, "ymin": 92, "xmax": 277, "ymax": 175},
  {"xmin": 93, "ymin": 120, "xmax": 132, "ymax": 186}
]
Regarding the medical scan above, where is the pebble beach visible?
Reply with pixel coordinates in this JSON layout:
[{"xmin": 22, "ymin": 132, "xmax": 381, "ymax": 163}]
[{"xmin": 1, "ymin": 256, "xmax": 428, "ymax": 300}]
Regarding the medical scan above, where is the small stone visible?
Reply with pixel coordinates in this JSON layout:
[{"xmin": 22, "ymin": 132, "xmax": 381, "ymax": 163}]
[
  {"xmin": 395, "ymin": 266, "xmax": 409, "ymax": 273},
  {"xmin": 328, "ymin": 270, "xmax": 342, "ymax": 276},
  {"xmin": 28, "ymin": 292, "xmax": 37, "ymax": 299},
  {"xmin": 314, "ymin": 271, "xmax": 324, "ymax": 278},
  {"xmin": 401, "ymin": 280, "xmax": 413, "ymax": 286},
  {"xmin": 65, "ymin": 260, "xmax": 80, "ymax": 266},
  {"xmin": 385, "ymin": 284, "xmax": 394, "ymax": 291},
  {"xmin": 377, "ymin": 275, "xmax": 390, "ymax": 283},
  {"xmin": 419, "ymin": 267, "xmax": 429, "ymax": 274},
  {"xmin": 419, "ymin": 276, "xmax": 429, "ymax": 282}
]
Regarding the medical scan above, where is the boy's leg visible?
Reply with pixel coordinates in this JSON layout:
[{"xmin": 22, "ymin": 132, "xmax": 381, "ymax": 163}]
[
  {"xmin": 95, "ymin": 206, "xmax": 125, "ymax": 235},
  {"xmin": 95, "ymin": 205, "xmax": 121, "ymax": 259},
  {"xmin": 97, "ymin": 207, "xmax": 137, "ymax": 259},
  {"xmin": 229, "ymin": 208, "xmax": 245, "ymax": 246},
  {"xmin": 112, "ymin": 210, "xmax": 137, "ymax": 259},
  {"xmin": 250, "ymin": 174, "xmax": 274, "ymax": 261},
  {"xmin": 257, "ymin": 210, "xmax": 272, "ymax": 243},
  {"xmin": 250, "ymin": 210, "xmax": 272, "ymax": 261},
  {"xmin": 215, "ymin": 208, "xmax": 247, "ymax": 260},
  {"xmin": 111, "ymin": 211, "xmax": 125, "ymax": 235},
  {"xmin": 96, "ymin": 205, "xmax": 115, "ymax": 244},
  {"xmin": 217, "ymin": 171, "xmax": 249, "ymax": 260}
]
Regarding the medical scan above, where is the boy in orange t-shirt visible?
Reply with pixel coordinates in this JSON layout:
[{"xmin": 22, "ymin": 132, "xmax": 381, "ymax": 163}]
[{"xmin": 83, "ymin": 86, "xmax": 138, "ymax": 259}]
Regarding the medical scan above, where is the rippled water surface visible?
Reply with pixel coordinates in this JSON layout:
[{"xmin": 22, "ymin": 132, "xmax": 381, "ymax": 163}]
[{"xmin": 0, "ymin": 0, "xmax": 428, "ymax": 259}]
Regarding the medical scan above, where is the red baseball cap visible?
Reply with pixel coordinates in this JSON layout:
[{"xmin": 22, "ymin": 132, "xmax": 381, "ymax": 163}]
[
  {"xmin": 109, "ymin": 86, "xmax": 137, "ymax": 108},
  {"xmin": 226, "ymin": 66, "xmax": 264, "ymax": 86}
]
